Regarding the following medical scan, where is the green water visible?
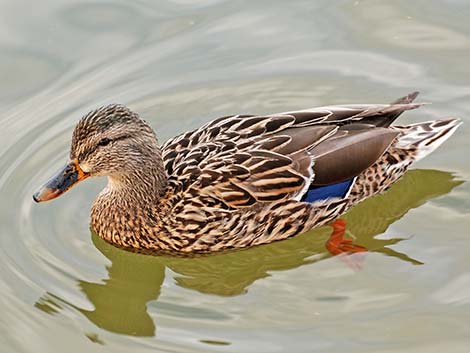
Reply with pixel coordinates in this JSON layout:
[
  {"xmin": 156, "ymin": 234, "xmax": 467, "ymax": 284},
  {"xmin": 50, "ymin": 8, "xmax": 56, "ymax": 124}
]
[{"xmin": 1, "ymin": 1, "xmax": 469, "ymax": 352}]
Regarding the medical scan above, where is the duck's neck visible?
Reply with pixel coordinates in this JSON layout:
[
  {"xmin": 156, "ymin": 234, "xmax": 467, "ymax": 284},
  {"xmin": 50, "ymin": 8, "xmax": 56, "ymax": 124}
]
[
  {"xmin": 90, "ymin": 151, "xmax": 168, "ymax": 246},
  {"xmin": 105, "ymin": 162, "xmax": 168, "ymax": 206}
]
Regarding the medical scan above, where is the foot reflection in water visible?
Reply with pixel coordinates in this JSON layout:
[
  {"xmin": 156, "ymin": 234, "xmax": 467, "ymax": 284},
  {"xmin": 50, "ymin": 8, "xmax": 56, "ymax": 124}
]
[
  {"xmin": 326, "ymin": 219, "xmax": 368, "ymax": 271},
  {"xmin": 35, "ymin": 169, "xmax": 463, "ymax": 337}
]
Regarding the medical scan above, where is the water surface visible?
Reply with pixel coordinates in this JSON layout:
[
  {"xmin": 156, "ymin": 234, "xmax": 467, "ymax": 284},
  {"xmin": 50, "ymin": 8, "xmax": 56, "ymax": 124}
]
[{"xmin": 1, "ymin": 1, "xmax": 469, "ymax": 352}]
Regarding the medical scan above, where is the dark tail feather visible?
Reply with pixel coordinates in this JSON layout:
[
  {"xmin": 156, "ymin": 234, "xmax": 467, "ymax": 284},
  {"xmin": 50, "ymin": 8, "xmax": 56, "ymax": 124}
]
[
  {"xmin": 391, "ymin": 91, "xmax": 420, "ymax": 105},
  {"xmin": 359, "ymin": 91, "xmax": 421, "ymax": 128}
]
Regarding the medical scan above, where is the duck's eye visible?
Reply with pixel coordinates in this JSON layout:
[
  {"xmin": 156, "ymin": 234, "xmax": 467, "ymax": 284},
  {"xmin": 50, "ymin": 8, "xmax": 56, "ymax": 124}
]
[{"xmin": 98, "ymin": 138, "xmax": 112, "ymax": 147}]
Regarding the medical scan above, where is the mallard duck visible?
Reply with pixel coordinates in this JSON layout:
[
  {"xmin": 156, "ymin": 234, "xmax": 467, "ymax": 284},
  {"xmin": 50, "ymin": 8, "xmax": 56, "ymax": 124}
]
[{"xmin": 33, "ymin": 92, "xmax": 460, "ymax": 254}]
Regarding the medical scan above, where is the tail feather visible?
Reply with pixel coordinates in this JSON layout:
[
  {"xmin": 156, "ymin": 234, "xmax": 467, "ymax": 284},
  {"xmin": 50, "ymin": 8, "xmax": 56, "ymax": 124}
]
[
  {"xmin": 347, "ymin": 118, "xmax": 461, "ymax": 205},
  {"xmin": 358, "ymin": 91, "xmax": 421, "ymax": 127},
  {"xmin": 391, "ymin": 91, "xmax": 420, "ymax": 105},
  {"xmin": 392, "ymin": 118, "xmax": 462, "ymax": 161}
]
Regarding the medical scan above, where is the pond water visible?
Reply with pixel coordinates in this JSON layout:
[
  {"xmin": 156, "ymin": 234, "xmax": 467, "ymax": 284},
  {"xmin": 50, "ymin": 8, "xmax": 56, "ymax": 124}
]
[{"xmin": 0, "ymin": 0, "xmax": 469, "ymax": 352}]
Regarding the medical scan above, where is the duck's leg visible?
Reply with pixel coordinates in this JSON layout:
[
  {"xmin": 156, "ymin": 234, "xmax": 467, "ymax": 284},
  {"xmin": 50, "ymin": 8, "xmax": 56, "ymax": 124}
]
[{"xmin": 326, "ymin": 219, "xmax": 367, "ymax": 270}]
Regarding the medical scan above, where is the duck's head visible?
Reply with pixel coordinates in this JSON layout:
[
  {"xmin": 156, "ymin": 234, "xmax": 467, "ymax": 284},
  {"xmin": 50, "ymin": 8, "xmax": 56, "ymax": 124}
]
[{"xmin": 33, "ymin": 104, "xmax": 160, "ymax": 202}]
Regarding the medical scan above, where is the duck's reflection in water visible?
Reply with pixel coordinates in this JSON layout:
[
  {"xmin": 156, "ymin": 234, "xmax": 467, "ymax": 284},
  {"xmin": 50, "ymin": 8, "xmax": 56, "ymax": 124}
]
[{"xmin": 35, "ymin": 169, "xmax": 463, "ymax": 337}]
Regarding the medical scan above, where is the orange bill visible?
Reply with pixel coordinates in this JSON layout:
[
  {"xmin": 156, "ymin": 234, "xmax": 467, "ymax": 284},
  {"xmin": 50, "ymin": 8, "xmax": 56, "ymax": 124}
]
[{"xmin": 33, "ymin": 159, "xmax": 89, "ymax": 202}]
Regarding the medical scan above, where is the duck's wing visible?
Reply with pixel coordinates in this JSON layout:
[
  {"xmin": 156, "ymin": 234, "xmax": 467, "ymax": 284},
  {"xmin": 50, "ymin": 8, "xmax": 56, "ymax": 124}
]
[
  {"xmin": 163, "ymin": 115, "xmax": 336, "ymax": 208},
  {"xmin": 162, "ymin": 93, "xmax": 421, "ymax": 208}
]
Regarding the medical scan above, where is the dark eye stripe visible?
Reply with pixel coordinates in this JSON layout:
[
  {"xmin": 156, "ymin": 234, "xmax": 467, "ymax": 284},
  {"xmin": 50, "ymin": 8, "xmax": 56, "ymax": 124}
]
[
  {"xmin": 113, "ymin": 134, "xmax": 132, "ymax": 143},
  {"xmin": 98, "ymin": 138, "xmax": 111, "ymax": 146},
  {"xmin": 97, "ymin": 134, "xmax": 131, "ymax": 148}
]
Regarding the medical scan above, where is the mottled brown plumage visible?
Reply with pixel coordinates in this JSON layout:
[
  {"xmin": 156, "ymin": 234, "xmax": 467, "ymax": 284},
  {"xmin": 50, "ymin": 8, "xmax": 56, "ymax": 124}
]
[{"xmin": 34, "ymin": 92, "xmax": 461, "ymax": 254}]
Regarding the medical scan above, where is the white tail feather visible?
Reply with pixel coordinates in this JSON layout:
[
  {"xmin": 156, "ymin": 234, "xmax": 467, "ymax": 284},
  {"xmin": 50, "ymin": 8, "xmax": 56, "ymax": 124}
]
[{"xmin": 392, "ymin": 119, "xmax": 462, "ymax": 161}]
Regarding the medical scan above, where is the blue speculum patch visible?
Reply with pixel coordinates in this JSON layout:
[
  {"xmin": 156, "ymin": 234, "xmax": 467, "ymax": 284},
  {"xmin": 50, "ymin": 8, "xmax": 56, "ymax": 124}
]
[{"xmin": 302, "ymin": 179, "xmax": 355, "ymax": 203}]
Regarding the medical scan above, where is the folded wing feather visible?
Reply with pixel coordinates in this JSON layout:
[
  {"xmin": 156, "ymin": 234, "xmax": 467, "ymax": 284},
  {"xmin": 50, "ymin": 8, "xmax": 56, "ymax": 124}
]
[{"xmin": 162, "ymin": 94, "xmax": 420, "ymax": 209}]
